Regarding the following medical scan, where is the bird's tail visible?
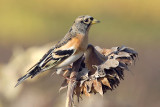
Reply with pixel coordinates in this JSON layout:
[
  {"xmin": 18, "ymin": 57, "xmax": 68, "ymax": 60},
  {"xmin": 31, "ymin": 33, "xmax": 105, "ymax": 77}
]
[{"xmin": 15, "ymin": 65, "xmax": 41, "ymax": 87}]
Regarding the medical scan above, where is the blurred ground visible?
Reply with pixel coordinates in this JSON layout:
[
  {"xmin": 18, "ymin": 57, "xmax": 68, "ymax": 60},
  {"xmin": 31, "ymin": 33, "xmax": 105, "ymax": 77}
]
[{"xmin": 0, "ymin": 0, "xmax": 160, "ymax": 107}]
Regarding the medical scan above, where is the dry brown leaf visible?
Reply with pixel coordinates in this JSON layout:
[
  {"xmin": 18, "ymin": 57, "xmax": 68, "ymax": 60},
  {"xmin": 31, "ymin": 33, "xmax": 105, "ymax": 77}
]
[
  {"xmin": 84, "ymin": 81, "xmax": 93, "ymax": 93},
  {"xmin": 93, "ymin": 79, "xmax": 103, "ymax": 96},
  {"xmin": 84, "ymin": 44, "xmax": 106, "ymax": 75},
  {"xmin": 114, "ymin": 67, "xmax": 124, "ymax": 80},
  {"xmin": 116, "ymin": 57, "xmax": 132, "ymax": 65},
  {"xmin": 74, "ymin": 83, "xmax": 83, "ymax": 101},
  {"xmin": 95, "ymin": 46, "xmax": 112, "ymax": 56},
  {"xmin": 120, "ymin": 47, "xmax": 138, "ymax": 55},
  {"xmin": 119, "ymin": 62, "xmax": 129, "ymax": 71},
  {"xmin": 99, "ymin": 77, "xmax": 111, "ymax": 89},
  {"xmin": 105, "ymin": 59, "xmax": 119, "ymax": 69},
  {"xmin": 83, "ymin": 85, "xmax": 90, "ymax": 97},
  {"xmin": 101, "ymin": 49, "xmax": 113, "ymax": 56},
  {"xmin": 97, "ymin": 59, "xmax": 119, "ymax": 71},
  {"xmin": 77, "ymin": 68, "xmax": 89, "ymax": 81},
  {"xmin": 115, "ymin": 52, "xmax": 131, "ymax": 58}
]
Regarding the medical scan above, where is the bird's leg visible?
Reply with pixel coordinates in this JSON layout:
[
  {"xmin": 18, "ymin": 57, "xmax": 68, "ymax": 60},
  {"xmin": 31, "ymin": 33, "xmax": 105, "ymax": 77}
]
[
  {"xmin": 61, "ymin": 70, "xmax": 70, "ymax": 80},
  {"xmin": 62, "ymin": 73, "xmax": 77, "ymax": 82}
]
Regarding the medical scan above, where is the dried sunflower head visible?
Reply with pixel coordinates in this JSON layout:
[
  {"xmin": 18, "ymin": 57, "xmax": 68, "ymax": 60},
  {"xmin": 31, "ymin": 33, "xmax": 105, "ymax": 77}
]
[{"xmin": 60, "ymin": 44, "xmax": 138, "ymax": 100}]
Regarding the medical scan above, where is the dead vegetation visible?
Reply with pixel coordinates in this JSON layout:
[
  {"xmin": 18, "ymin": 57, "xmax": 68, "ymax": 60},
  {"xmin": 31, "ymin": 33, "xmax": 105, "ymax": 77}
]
[{"xmin": 58, "ymin": 44, "xmax": 138, "ymax": 107}]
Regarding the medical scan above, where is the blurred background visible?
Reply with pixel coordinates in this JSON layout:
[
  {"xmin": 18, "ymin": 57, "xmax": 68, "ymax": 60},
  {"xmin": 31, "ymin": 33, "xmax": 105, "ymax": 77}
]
[{"xmin": 0, "ymin": 0, "xmax": 160, "ymax": 107}]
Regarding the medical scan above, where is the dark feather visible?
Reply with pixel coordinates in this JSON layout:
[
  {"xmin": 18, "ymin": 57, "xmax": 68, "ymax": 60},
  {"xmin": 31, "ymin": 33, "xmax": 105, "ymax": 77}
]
[
  {"xmin": 15, "ymin": 49, "xmax": 74, "ymax": 87},
  {"xmin": 15, "ymin": 49, "xmax": 54, "ymax": 87},
  {"xmin": 55, "ymin": 50, "xmax": 74, "ymax": 56},
  {"xmin": 15, "ymin": 65, "xmax": 41, "ymax": 87}
]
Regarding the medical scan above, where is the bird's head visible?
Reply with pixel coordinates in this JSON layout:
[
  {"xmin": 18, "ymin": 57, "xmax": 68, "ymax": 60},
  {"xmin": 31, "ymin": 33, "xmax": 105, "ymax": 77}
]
[{"xmin": 71, "ymin": 15, "xmax": 100, "ymax": 34}]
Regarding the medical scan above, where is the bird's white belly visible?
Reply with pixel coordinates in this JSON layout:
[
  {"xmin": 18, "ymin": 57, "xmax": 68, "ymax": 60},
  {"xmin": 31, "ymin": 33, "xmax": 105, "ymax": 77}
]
[{"xmin": 56, "ymin": 52, "xmax": 83, "ymax": 68}]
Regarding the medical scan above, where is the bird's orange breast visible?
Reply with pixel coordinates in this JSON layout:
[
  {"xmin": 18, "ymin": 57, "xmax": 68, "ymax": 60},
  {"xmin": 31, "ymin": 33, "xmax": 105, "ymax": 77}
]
[{"xmin": 56, "ymin": 34, "xmax": 88, "ymax": 53}]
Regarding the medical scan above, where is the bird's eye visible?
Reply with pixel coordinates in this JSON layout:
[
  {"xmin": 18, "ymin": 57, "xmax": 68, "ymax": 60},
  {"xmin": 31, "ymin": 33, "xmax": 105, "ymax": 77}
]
[
  {"xmin": 84, "ymin": 19, "xmax": 89, "ymax": 22},
  {"xmin": 83, "ymin": 18, "xmax": 90, "ymax": 24},
  {"xmin": 90, "ymin": 17, "xmax": 93, "ymax": 21}
]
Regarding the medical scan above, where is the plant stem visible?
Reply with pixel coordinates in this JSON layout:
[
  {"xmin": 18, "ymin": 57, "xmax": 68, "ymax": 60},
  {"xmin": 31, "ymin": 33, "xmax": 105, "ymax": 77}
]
[{"xmin": 65, "ymin": 57, "xmax": 83, "ymax": 107}]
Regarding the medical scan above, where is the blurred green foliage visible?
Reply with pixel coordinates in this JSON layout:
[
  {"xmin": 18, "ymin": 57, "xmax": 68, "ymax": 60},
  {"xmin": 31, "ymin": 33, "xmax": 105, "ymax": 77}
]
[{"xmin": 0, "ymin": 0, "xmax": 160, "ymax": 47}]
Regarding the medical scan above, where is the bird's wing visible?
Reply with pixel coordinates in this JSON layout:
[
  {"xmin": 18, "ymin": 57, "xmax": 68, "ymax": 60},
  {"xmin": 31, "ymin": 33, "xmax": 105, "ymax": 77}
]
[
  {"xmin": 15, "ymin": 32, "xmax": 82, "ymax": 87},
  {"xmin": 15, "ymin": 47, "xmax": 75, "ymax": 87},
  {"xmin": 38, "ymin": 48, "xmax": 75, "ymax": 71}
]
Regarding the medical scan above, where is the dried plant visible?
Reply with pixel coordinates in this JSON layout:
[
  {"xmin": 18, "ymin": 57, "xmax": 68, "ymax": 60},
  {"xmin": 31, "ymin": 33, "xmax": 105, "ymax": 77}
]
[{"xmin": 59, "ymin": 44, "xmax": 138, "ymax": 107}]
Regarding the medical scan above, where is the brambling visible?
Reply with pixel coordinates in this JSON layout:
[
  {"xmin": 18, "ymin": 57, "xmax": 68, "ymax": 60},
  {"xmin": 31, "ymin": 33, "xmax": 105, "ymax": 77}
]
[{"xmin": 15, "ymin": 15, "xmax": 100, "ymax": 87}]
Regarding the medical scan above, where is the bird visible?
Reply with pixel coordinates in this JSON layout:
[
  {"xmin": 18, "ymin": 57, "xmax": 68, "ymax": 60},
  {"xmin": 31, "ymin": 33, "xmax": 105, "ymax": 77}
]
[{"xmin": 15, "ymin": 15, "xmax": 100, "ymax": 87}]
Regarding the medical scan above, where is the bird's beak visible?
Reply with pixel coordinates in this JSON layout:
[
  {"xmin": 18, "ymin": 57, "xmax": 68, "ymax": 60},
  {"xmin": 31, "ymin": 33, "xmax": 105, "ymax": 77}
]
[{"xmin": 91, "ymin": 19, "xmax": 100, "ymax": 24}]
